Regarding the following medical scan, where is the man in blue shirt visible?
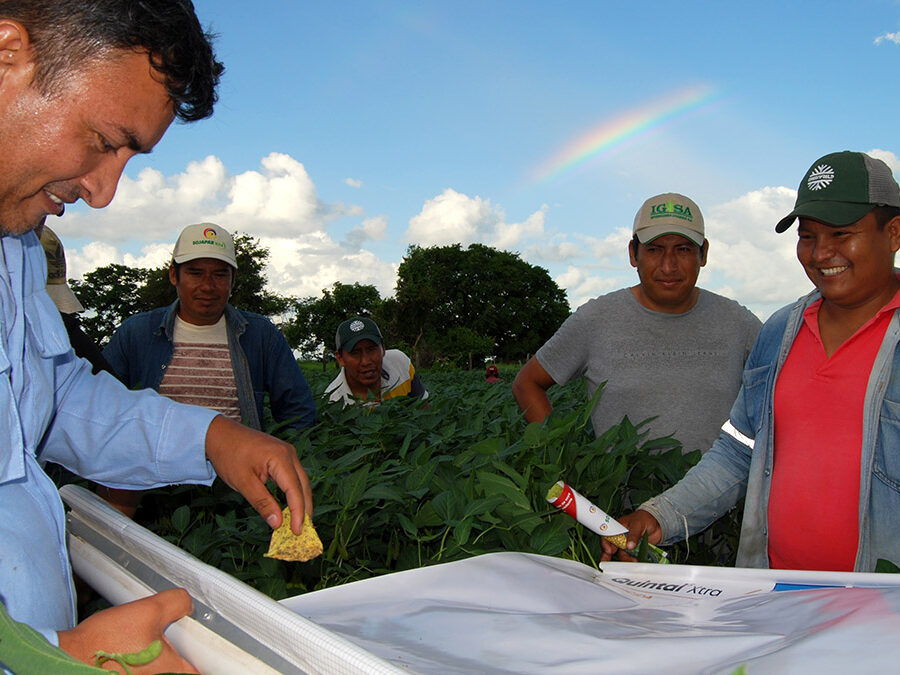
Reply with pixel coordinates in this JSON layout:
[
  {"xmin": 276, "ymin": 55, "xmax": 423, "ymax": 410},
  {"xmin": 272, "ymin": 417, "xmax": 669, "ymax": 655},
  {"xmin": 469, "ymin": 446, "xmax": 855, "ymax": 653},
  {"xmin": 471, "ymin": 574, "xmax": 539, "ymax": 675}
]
[{"xmin": 0, "ymin": 1, "xmax": 312, "ymax": 669}]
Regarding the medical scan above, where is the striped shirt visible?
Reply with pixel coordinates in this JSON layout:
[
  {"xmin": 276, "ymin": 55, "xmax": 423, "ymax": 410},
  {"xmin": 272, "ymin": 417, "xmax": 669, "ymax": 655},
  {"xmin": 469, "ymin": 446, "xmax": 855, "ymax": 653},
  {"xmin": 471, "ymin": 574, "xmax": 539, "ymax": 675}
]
[{"xmin": 158, "ymin": 316, "xmax": 241, "ymax": 421}]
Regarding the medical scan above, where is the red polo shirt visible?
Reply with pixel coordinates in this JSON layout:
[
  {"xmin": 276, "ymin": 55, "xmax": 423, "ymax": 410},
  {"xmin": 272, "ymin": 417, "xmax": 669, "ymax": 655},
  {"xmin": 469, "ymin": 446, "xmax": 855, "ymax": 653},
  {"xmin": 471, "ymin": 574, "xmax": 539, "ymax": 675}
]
[{"xmin": 769, "ymin": 291, "xmax": 900, "ymax": 570}]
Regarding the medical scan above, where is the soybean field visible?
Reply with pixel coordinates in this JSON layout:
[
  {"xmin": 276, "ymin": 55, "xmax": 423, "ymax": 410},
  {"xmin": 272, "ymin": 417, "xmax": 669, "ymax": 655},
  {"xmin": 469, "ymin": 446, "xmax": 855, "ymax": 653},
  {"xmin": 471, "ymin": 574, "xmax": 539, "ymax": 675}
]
[{"xmin": 135, "ymin": 365, "xmax": 743, "ymax": 600}]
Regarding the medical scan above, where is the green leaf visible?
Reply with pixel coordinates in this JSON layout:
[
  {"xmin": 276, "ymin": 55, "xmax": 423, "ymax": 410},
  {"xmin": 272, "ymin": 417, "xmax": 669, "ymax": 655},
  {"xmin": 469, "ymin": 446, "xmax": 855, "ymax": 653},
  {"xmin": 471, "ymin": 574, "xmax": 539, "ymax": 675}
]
[
  {"xmin": 0, "ymin": 601, "xmax": 106, "ymax": 673},
  {"xmin": 453, "ymin": 520, "xmax": 473, "ymax": 547},
  {"xmin": 875, "ymin": 558, "xmax": 900, "ymax": 574},
  {"xmin": 413, "ymin": 501, "xmax": 443, "ymax": 528},
  {"xmin": 490, "ymin": 459, "xmax": 528, "ymax": 491},
  {"xmin": 528, "ymin": 521, "xmax": 571, "ymax": 555},
  {"xmin": 461, "ymin": 496, "xmax": 505, "ymax": 519},
  {"xmin": 476, "ymin": 470, "xmax": 531, "ymax": 511},
  {"xmin": 405, "ymin": 462, "xmax": 437, "ymax": 492},
  {"xmin": 397, "ymin": 431, "xmax": 414, "ymax": 459},
  {"xmin": 362, "ymin": 484, "xmax": 405, "ymax": 503},
  {"xmin": 467, "ymin": 437, "xmax": 506, "ymax": 456},
  {"xmin": 431, "ymin": 490, "xmax": 464, "ymax": 523},
  {"xmin": 396, "ymin": 513, "xmax": 418, "ymax": 537},
  {"xmin": 338, "ymin": 464, "xmax": 371, "ymax": 507},
  {"xmin": 171, "ymin": 505, "xmax": 190, "ymax": 534},
  {"xmin": 522, "ymin": 421, "xmax": 545, "ymax": 447}
]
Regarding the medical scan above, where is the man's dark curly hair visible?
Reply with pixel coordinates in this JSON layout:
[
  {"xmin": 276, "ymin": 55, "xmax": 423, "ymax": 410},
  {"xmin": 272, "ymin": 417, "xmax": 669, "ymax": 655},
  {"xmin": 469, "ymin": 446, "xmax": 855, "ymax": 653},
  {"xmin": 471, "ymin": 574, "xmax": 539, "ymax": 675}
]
[{"xmin": 0, "ymin": 0, "xmax": 224, "ymax": 122}]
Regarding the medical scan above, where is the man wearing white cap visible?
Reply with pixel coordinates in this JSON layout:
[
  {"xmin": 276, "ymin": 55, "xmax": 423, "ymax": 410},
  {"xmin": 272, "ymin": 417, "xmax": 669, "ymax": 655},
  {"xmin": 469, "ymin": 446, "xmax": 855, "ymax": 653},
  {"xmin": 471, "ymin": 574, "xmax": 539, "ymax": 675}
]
[
  {"xmin": 103, "ymin": 223, "xmax": 317, "ymax": 513},
  {"xmin": 106, "ymin": 222, "xmax": 315, "ymax": 431},
  {"xmin": 513, "ymin": 193, "xmax": 761, "ymax": 454}
]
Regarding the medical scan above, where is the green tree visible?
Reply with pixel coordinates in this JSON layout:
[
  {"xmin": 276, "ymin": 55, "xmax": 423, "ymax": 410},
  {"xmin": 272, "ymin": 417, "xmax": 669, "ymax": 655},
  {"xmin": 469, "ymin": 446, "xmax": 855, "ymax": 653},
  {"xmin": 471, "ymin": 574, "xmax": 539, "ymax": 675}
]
[
  {"xmin": 388, "ymin": 243, "xmax": 570, "ymax": 365},
  {"xmin": 71, "ymin": 233, "xmax": 290, "ymax": 346},
  {"xmin": 434, "ymin": 326, "xmax": 495, "ymax": 369},
  {"xmin": 229, "ymin": 234, "xmax": 291, "ymax": 318},
  {"xmin": 281, "ymin": 297, "xmax": 320, "ymax": 357},
  {"xmin": 70, "ymin": 264, "xmax": 152, "ymax": 346},
  {"xmin": 282, "ymin": 282, "xmax": 383, "ymax": 366}
]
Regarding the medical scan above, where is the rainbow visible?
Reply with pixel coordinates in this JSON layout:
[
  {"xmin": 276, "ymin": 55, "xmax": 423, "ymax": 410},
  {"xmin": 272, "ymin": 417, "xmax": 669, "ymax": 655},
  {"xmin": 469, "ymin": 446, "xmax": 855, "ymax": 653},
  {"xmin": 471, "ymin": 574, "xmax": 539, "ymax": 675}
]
[{"xmin": 532, "ymin": 85, "xmax": 720, "ymax": 184}]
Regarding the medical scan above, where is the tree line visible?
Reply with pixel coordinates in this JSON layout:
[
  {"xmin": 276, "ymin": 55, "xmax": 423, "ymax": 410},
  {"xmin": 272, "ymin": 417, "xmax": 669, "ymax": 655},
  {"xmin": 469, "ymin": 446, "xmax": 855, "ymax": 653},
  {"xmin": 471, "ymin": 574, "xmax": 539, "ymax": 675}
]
[{"xmin": 71, "ymin": 236, "xmax": 571, "ymax": 369}]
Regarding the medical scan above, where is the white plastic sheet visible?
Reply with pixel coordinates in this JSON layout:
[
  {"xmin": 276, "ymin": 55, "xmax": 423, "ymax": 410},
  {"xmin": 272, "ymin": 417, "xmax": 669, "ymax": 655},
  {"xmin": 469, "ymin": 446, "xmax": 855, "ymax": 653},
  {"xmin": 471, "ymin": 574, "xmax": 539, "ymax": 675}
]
[
  {"xmin": 282, "ymin": 551, "xmax": 900, "ymax": 674},
  {"xmin": 62, "ymin": 484, "xmax": 900, "ymax": 674},
  {"xmin": 61, "ymin": 484, "xmax": 402, "ymax": 675}
]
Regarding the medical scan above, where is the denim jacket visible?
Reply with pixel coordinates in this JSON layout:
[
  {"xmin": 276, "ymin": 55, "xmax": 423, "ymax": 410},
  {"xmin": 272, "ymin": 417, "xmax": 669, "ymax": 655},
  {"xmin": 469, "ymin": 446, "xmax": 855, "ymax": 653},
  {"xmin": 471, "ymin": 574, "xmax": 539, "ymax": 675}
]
[
  {"xmin": 641, "ymin": 288, "xmax": 900, "ymax": 571},
  {"xmin": 103, "ymin": 301, "xmax": 316, "ymax": 431}
]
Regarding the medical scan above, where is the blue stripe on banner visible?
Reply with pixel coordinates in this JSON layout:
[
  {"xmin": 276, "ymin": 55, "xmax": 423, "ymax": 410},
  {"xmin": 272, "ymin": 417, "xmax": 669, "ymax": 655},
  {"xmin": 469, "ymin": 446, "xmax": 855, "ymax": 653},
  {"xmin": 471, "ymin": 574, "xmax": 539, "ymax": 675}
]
[{"xmin": 773, "ymin": 582, "xmax": 843, "ymax": 592}]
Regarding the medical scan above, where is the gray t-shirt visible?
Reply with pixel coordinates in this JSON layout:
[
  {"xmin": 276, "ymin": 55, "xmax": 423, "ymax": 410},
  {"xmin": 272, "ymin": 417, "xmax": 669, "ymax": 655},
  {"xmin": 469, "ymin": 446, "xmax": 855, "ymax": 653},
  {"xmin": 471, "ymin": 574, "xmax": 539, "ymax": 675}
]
[{"xmin": 536, "ymin": 288, "xmax": 761, "ymax": 453}]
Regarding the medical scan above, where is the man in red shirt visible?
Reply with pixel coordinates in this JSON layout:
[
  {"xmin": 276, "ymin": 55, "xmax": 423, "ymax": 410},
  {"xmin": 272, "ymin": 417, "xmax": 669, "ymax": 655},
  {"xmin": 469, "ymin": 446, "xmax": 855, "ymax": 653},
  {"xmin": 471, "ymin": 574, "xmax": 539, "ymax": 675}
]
[{"xmin": 602, "ymin": 151, "xmax": 900, "ymax": 571}]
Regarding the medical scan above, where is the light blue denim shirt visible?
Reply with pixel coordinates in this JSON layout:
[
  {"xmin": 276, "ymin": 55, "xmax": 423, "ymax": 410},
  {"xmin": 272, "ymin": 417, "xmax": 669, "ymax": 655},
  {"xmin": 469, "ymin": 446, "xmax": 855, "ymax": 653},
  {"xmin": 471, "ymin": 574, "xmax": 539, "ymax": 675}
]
[
  {"xmin": 0, "ymin": 232, "xmax": 217, "ymax": 634},
  {"xmin": 641, "ymin": 287, "xmax": 900, "ymax": 571}
]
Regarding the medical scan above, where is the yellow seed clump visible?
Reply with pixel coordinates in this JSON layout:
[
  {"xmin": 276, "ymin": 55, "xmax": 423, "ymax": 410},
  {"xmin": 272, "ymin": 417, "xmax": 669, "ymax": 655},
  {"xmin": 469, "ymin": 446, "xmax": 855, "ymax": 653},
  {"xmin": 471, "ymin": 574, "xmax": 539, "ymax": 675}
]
[
  {"xmin": 603, "ymin": 533, "xmax": 628, "ymax": 550},
  {"xmin": 546, "ymin": 482, "xmax": 564, "ymax": 501},
  {"xmin": 265, "ymin": 508, "xmax": 323, "ymax": 562}
]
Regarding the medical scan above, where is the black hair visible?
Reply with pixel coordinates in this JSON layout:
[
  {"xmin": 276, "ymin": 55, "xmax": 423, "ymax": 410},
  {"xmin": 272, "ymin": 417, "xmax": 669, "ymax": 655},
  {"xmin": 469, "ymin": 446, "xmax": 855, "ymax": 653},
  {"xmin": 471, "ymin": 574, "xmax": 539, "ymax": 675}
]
[
  {"xmin": 630, "ymin": 234, "xmax": 641, "ymax": 255},
  {"xmin": 872, "ymin": 205, "xmax": 900, "ymax": 230},
  {"xmin": 630, "ymin": 233, "xmax": 705, "ymax": 256},
  {"xmin": 171, "ymin": 260, "xmax": 236, "ymax": 284},
  {"xmin": 0, "ymin": 0, "xmax": 223, "ymax": 121}
]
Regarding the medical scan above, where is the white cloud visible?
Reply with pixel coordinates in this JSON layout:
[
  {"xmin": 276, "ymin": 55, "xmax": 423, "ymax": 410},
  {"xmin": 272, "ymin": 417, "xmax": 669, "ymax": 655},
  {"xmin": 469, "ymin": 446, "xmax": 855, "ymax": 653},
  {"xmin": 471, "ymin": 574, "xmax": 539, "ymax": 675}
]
[
  {"xmin": 524, "ymin": 240, "xmax": 583, "ymax": 263},
  {"xmin": 406, "ymin": 188, "xmax": 501, "ymax": 246},
  {"xmin": 493, "ymin": 204, "xmax": 547, "ymax": 249},
  {"xmin": 60, "ymin": 152, "xmax": 337, "ymax": 243},
  {"xmin": 123, "ymin": 243, "xmax": 175, "ymax": 270},
  {"xmin": 589, "ymin": 227, "xmax": 633, "ymax": 264},
  {"xmin": 224, "ymin": 152, "xmax": 320, "ymax": 230},
  {"xmin": 65, "ymin": 242, "xmax": 121, "ymax": 280},
  {"xmin": 346, "ymin": 216, "xmax": 388, "ymax": 247},
  {"xmin": 54, "ymin": 153, "xmax": 827, "ymax": 322},
  {"xmin": 406, "ymin": 188, "xmax": 548, "ymax": 250},
  {"xmin": 703, "ymin": 186, "xmax": 813, "ymax": 313},
  {"xmin": 56, "ymin": 152, "xmax": 390, "ymax": 303},
  {"xmin": 874, "ymin": 31, "xmax": 900, "ymax": 45},
  {"xmin": 554, "ymin": 265, "xmax": 627, "ymax": 309},
  {"xmin": 60, "ymin": 156, "xmax": 230, "ymax": 241},
  {"xmin": 260, "ymin": 232, "xmax": 398, "ymax": 299},
  {"xmin": 344, "ymin": 178, "xmax": 363, "ymax": 188},
  {"xmin": 65, "ymin": 241, "xmax": 175, "ymax": 281}
]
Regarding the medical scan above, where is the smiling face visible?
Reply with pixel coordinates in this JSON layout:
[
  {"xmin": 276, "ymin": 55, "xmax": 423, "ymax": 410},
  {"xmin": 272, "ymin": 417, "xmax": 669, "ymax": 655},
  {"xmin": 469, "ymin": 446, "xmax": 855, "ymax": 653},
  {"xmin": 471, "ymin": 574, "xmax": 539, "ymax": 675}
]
[
  {"xmin": 796, "ymin": 213, "xmax": 900, "ymax": 313},
  {"xmin": 169, "ymin": 258, "xmax": 234, "ymax": 326},
  {"xmin": 336, "ymin": 339, "xmax": 385, "ymax": 399},
  {"xmin": 0, "ymin": 21, "xmax": 175, "ymax": 234},
  {"xmin": 629, "ymin": 233, "xmax": 708, "ymax": 313}
]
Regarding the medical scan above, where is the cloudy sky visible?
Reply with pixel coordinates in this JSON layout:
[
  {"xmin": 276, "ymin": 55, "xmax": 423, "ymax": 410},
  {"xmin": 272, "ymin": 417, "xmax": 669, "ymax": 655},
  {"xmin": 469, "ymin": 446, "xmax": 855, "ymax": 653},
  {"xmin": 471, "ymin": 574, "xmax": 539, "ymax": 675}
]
[{"xmin": 55, "ymin": 1, "xmax": 900, "ymax": 320}]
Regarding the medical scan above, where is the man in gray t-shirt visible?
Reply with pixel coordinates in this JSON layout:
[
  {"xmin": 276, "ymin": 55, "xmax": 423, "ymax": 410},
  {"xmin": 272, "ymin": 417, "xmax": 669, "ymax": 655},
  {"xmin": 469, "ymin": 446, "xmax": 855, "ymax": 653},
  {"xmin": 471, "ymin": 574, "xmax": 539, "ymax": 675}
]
[{"xmin": 513, "ymin": 193, "xmax": 761, "ymax": 453}]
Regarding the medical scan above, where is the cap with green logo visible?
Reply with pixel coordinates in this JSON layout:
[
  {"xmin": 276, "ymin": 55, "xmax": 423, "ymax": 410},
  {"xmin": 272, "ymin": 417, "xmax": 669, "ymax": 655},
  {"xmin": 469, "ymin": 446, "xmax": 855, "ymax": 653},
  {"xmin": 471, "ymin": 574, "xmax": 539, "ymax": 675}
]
[
  {"xmin": 775, "ymin": 151, "xmax": 900, "ymax": 232},
  {"xmin": 335, "ymin": 316, "xmax": 383, "ymax": 352},
  {"xmin": 172, "ymin": 223, "xmax": 237, "ymax": 268},
  {"xmin": 633, "ymin": 192, "xmax": 705, "ymax": 246}
]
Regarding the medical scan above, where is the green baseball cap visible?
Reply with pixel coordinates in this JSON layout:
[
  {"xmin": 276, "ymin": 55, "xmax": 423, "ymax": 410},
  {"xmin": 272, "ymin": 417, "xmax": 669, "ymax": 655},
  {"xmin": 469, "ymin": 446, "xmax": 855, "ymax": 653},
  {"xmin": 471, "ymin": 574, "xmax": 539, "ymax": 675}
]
[
  {"xmin": 775, "ymin": 151, "xmax": 900, "ymax": 232},
  {"xmin": 335, "ymin": 316, "xmax": 383, "ymax": 352}
]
